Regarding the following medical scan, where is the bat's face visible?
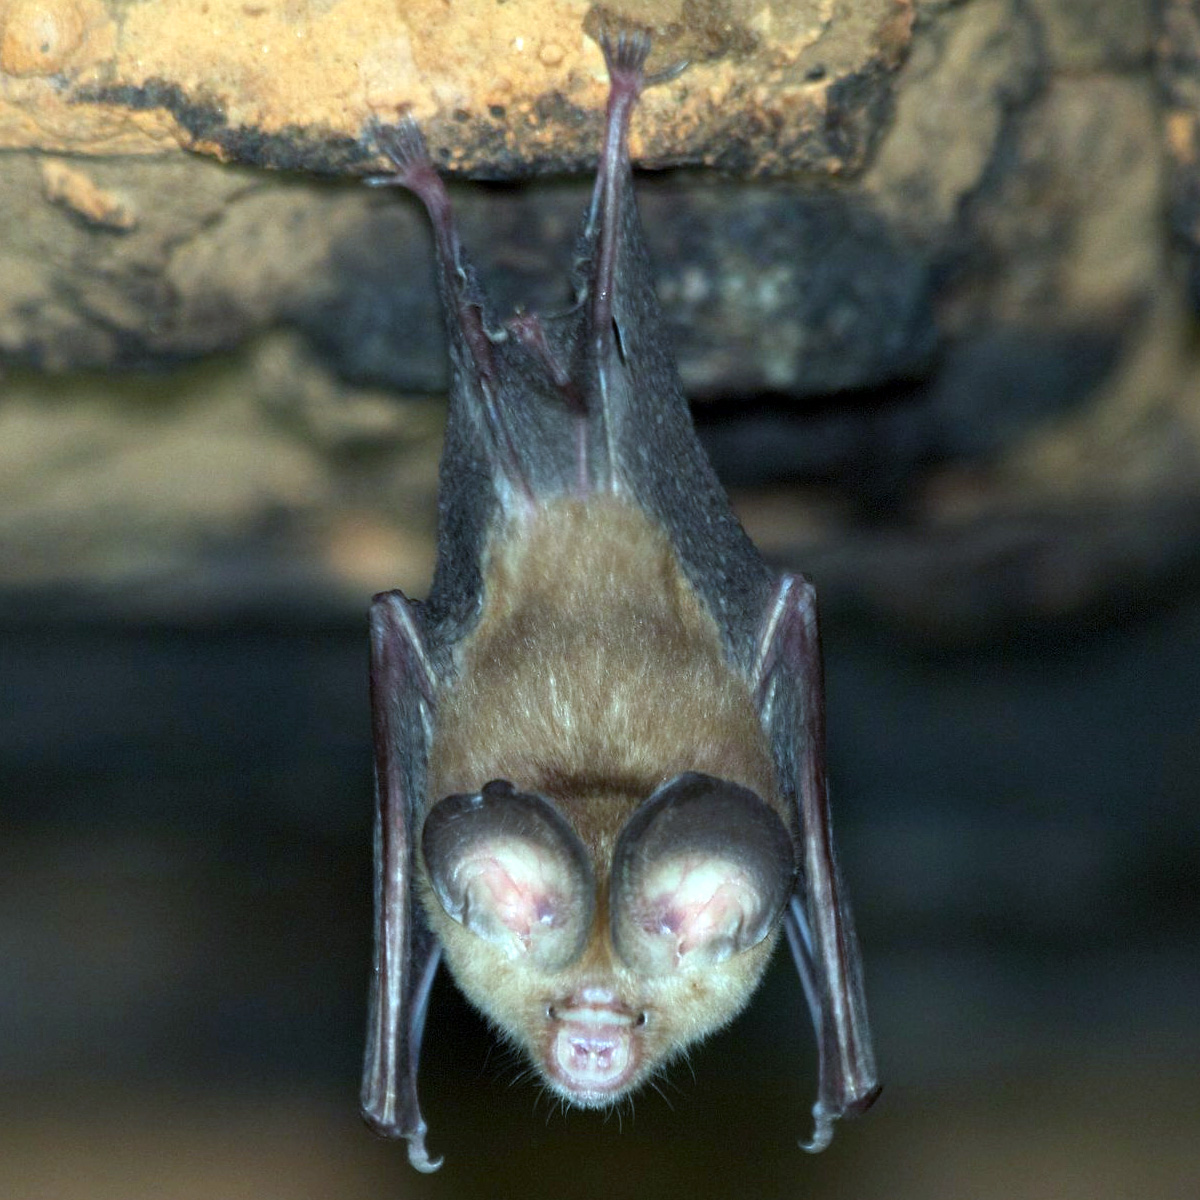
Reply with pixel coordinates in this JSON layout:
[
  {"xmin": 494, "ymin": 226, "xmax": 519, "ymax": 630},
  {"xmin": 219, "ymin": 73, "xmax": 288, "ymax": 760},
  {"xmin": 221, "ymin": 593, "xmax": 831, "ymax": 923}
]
[
  {"xmin": 419, "ymin": 772, "xmax": 794, "ymax": 1102},
  {"xmin": 414, "ymin": 499, "xmax": 798, "ymax": 1103}
]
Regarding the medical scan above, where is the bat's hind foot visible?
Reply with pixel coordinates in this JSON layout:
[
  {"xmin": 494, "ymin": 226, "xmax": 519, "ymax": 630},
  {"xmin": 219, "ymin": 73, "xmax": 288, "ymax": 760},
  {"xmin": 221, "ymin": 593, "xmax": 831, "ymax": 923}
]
[
  {"xmin": 599, "ymin": 28, "xmax": 651, "ymax": 93},
  {"xmin": 599, "ymin": 27, "xmax": 688, "ymax": 92},
  {"xmin": 366, "ymin": 115, "xmax": 463, "ymax": 281},
  {"xmin": 366, "ymin": 117, "xmax": 444, "ymax": 206}
]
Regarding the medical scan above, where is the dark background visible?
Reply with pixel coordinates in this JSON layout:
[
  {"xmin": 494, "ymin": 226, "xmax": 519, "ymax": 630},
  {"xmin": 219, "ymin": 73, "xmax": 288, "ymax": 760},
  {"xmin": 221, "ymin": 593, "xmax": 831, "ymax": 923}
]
[{"xmin": 3, "ymin": 512, "xmax": 1199, "ymax": 1199}]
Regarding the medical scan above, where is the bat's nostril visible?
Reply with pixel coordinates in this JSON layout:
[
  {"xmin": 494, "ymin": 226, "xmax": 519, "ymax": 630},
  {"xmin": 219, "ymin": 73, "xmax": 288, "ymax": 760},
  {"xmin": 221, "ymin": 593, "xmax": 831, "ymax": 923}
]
[{"xmin": 554, "ymin": 1026, "xmax": 632, "ymax": 1088}]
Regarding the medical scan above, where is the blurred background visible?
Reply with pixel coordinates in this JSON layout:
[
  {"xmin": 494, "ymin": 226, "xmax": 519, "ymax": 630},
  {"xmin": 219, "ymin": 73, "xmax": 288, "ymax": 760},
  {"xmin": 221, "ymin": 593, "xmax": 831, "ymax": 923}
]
[
  {"xmin": 3, "ymin": 0, "xmax": 1200, "ymax": 1197},
  {"xmin": 4, "ymin": 538, "xmax": 1199, "ymax": 1199}
]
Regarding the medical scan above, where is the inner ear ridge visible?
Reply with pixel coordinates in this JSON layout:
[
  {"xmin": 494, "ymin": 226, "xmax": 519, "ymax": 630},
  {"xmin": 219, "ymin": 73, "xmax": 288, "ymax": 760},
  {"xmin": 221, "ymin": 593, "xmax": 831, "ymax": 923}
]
[
  {"xmin": 422, "ymin": 779, "xmax": 596, "ymax": 968},
  {"xmin": 609, "ymin": 772, "xmax": 795, "ymax": 972}
]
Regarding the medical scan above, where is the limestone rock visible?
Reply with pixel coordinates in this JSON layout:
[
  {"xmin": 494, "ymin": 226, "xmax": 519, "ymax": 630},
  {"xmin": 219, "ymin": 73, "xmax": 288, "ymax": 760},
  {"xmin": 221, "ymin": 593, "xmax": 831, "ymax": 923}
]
[
  {"xmin": 2, "ymin": 0, "xmax": 1198, "ymax": 639},
  {"xmin": 0, "ymin": 0, "xmax": 909, "ymax": 175}
]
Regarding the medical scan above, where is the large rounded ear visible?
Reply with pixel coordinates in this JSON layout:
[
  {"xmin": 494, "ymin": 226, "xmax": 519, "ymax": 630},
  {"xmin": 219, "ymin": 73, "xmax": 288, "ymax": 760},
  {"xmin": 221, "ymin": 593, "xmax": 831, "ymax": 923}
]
[
  {"xmin": 422, "ymin": 780, "xmax": 596, "ymax": 970},
  {"xmin": 610, "ymin": 772, "xmax": 795, "ymax": 975}
]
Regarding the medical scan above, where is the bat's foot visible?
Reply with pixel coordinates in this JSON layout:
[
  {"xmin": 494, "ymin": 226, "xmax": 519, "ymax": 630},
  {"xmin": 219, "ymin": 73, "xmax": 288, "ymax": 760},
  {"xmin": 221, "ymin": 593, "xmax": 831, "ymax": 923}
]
[
  {"xmin": 366, "ymin": 117, "xmax": 445, "ymax": 208},
  {"xmin": 366, "ymin": 115, "xmax": 462, "ymax": 284},
  {"xmin": 599, "ymin": 28, "xmax": 652, "ymax": 93},
  {"xmin": 598, "ymin": 27, "xmax": 688, "ymax": 92},
  {"xmin": 369, "ymin": 115, "xmax": 429, "ymax": 174}
]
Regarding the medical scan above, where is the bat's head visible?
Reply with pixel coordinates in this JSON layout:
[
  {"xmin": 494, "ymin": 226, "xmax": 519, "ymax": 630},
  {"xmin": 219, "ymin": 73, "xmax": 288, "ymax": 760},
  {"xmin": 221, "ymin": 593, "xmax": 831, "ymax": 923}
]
[{"xmin": 420, "ymin": 772, "xmax": 796, "ymax": 1103}]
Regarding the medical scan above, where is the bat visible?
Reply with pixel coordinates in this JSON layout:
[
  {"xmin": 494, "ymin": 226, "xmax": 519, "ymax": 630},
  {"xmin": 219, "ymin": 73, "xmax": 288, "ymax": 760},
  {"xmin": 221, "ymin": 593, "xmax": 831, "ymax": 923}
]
[{"xmin": 360, "ymin": 30, "xmax": 879, "ymax": 1172}]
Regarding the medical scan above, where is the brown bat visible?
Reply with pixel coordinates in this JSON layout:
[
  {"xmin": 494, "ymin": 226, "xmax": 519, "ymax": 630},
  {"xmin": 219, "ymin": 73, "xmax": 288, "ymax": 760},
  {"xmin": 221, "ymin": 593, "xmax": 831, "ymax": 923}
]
[{"xmin": 360, "ymin": 31, "xmax": 879, "ymax": 1171}]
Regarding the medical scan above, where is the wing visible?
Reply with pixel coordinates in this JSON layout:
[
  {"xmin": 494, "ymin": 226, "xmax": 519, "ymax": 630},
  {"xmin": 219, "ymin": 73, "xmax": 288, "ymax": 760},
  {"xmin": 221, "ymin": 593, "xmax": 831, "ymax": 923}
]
[
  {"xmin": 360, "ymin": 590, "xmax": 443, "ymax": 1172},
  {"xmin": 753, "ymin": 575, "xmax": 881, "ymax": 1151},
  {"xmin": 367, "ymin": 117, "xmax": 594, "ymax": 648}
]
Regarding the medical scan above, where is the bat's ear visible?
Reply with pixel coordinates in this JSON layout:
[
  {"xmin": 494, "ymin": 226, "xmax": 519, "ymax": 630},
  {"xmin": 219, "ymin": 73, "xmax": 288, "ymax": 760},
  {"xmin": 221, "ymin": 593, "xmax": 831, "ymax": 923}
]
[
  {"xmin": 610, "ymin": 773, "xmax": 795, "ymax": 974},
  {"xmin": 422, "ymin": 780, "xmax": 596, "ymax": 970}
]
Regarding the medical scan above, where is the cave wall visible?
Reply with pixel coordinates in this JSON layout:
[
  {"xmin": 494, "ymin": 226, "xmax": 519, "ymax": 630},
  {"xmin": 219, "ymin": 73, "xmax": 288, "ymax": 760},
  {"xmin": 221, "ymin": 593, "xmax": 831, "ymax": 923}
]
[{"xmin": 1, "ymin": 0, "xmax": 1197, "ymax": 636}]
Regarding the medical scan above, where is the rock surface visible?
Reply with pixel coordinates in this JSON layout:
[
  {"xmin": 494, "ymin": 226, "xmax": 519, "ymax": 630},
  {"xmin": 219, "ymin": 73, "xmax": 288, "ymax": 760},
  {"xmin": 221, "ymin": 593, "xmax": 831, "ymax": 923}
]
[
  {"xmin": 1, "ymin": 0, "xmax": 1198, "ymax": 638},
  {"xmin": 0, "ymin": 0, "xmax": 908, "ymax": 173}
]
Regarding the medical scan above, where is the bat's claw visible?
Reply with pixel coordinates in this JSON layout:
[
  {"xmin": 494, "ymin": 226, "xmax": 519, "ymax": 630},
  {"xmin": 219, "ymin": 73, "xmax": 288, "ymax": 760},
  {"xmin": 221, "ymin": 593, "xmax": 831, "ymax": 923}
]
[
  {"xmin": 645, "ymin": 57, "xmax": 690, "ymax": 88},
  {"xmin": 405, "ymin": 1124, "xmax": 444, "ymax": 1174},
  {"xmin": 598, "ymin": 27, "xmax": 653, "ymax": 98},
  {"xmin": 597, "ymin": 27, "xmax": 688, "ymax": 90},
  {"xmin": 599, "ymin": 27, "xmax": 652, "ymax": 77},
  {"xmin": 365, "ymin": 116, "xmax": 437, "ymax": 191},
  {"xmin": 800, "ymin": 1101, "xmax": 836, "ymax": 1154}
]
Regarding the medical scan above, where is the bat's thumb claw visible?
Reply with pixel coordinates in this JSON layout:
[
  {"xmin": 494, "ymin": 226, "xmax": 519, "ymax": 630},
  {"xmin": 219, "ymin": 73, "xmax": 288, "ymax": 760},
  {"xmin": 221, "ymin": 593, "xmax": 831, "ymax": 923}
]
[
  {"xmin": 799, "ymin": 1103, "xmax": 836, "ymax": 1154},
  {"xmin": 406, "ymin": 1127, "xmax": 444, "ymax": 1174},
  {"xmin": 645, "ymin": 57, "xmax": 690, "ymax": 87}
]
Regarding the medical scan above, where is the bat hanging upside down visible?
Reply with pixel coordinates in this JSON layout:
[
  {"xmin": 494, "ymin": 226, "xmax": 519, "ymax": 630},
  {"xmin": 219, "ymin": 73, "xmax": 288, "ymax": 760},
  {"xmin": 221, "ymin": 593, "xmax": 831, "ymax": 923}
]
[{"xmin": 360, "ymin": 30, "xmax": 879, "ymax": 1171}]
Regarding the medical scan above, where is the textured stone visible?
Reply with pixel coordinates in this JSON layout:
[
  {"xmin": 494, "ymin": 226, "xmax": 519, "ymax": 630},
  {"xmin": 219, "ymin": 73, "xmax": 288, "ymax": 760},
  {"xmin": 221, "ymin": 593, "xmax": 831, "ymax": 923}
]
[
  {"xmin": 1027, "ymin": 0, "xmax": 1152, "ymax": 71},
  {"xmin": 40, "ymin": 159, "xmax": 138, "ymax": 231},
  {"xmin": 0, "ymin": 336, "xmax": 441, "ymax": 600},
  {"xmin": 0, "ymin": 0, "xmax": 910, "ymax": 176},
  {"xmin": 865, "ymin": 0, "xmax": 1039, "ymax": 234},
  {"xmin": 958, "ymin": 76, "xmax": 1164, "ymax": 324},
  {"xmin": 1, "ymin": 0, "xmax": 1198, "ymax": 639},
  {"xmin": 0, "ymin": 153, "xmax": 938, "ymax": 393}
]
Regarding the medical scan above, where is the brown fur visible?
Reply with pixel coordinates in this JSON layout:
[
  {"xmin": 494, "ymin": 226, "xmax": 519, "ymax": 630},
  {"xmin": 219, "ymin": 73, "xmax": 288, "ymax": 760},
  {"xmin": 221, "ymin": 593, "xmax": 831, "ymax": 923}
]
[
  {"xmin": 419, "ymin": 495, "xmax": 784, "ymax": 1097},
  {"xmin": 426, "ymin": 494, "xmax": 780, "ymax": 835}
]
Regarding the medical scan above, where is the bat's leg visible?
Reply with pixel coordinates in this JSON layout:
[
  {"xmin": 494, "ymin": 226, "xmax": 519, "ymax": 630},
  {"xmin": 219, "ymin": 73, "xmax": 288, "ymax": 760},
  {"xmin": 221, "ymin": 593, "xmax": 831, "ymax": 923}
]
[
  {"xmin": 754, "ymin": 575, "xmax": 880, "ymax": 1152},
  {"xmin": 368, "ymin": 120, "xmax": 527, "ymax": 497},
  {"xmin": 361, "ymin": 590, "xmax": 444, "ymax": 1173},
  {"xmin": 368, "ymin": 120, "xmax": 496, "ymax": 379},
  {"xmin": 580, "ymin": 29, "xmax": 653, "ymax": 486},
  {"xmin": 589, "ymin": 30, "xmax": 651, "ymax": 363}
]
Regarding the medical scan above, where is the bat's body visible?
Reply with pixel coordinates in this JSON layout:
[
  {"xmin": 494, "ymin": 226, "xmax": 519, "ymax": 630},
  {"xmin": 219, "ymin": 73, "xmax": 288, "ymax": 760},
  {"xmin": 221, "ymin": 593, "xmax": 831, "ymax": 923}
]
[
  {"xmin": 361, "ymin": 34, "xmax": 878, "ymax": 1172},
  {"xmin": 424, "ymin": 494, "xmax": 787, "ymax": 1104}
]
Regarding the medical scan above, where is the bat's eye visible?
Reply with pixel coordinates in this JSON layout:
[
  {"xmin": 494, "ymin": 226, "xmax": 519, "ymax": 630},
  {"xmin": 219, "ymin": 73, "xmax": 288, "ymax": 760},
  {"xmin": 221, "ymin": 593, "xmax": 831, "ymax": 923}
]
[
  {"xmin": 422, "ymin": 780, "xmax": 596, "ymax": 970},
  {"xmin": 609, "ymin": 772, "xmax": 795, "ymax": 974}
]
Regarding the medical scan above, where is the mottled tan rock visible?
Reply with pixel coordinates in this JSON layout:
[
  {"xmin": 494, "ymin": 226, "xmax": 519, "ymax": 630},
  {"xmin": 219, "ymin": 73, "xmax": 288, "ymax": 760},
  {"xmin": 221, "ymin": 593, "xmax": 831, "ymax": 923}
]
[
  {"xmin": 3, "ymin": 0, "xmax": 1199, "ymax": 639},
  {"xmin": 0, "ymin": 334, "xmax": 441, "ymax": 597},
  {"xmin": 1026, "ymin": 0, "xmax": 1151, "ymax": 70},
  {"xmin": 955, "ymin": 74, "xmax": 1164, "ymax": 325},
  {"xmin": 865, "ymin": 0, "xmax": 1039, "ymax": 233},
  {"xmin": 40, "ymin": 159, "xmax": 137, "ymax": 230},
  {"xmin": 0, "ymin": 0, "xmax": 911, "ymax": 176},
  {"xmin": 1159, "ymin": 0, "xmax": 1200, "ymax": 299},
  {"xmin": 1, "ymin": 0, "xmax": 98, "ymax": 77}
]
